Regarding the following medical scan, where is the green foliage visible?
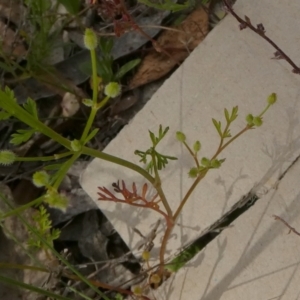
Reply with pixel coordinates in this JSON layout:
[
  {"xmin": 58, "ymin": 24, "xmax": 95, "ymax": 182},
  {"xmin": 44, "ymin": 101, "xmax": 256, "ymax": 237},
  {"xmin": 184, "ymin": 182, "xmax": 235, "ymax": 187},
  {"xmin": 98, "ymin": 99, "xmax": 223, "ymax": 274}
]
[
  {"xmin": 84, "ymin": 128, "xmax": 99, "ymax": 143},
  {"xmin": 81, "ymin": 38, "xmax": 141, "ymax": 84},
  {"xmin": 23, "ymin": 98, "xmax": 39, "ymax": 120},
  {"xmin": 0, "ymin": 150, "xmax": 16, "ymax": 166},
  {"xmin": 135, "ymin": 125, "xmax": 177, "ymax": 173},
  {"xmin": 70, "ymin": 139, "xmax": 82, "ymax": 152},
  {"xmin": 115, "ymin": 59, "xmax": 141, "ymax": 80},
  {"xmin": 176, "ymin": 131, "xmax": 186, "ymax": 142},
  {"xmin": 23, "ymin": 0, "xmax": 62, "ymax": 72},
  {"xmin": 212, "ymin": 106, "xmax": 238, "ymax": 139},
  {"xmin": 10, "ymin": 128, "xmax": 36, "ymax": 145},
  {"xmin": 32, "ymin": 170, "xmax": 50, "ymax": 187},
  {"xmin": 115, "ymin": 294, "xmax": 124, "ymax": 300},
  {"xmin": 27, "ymin": 205, "xmax": 61, "ymax": 249}
]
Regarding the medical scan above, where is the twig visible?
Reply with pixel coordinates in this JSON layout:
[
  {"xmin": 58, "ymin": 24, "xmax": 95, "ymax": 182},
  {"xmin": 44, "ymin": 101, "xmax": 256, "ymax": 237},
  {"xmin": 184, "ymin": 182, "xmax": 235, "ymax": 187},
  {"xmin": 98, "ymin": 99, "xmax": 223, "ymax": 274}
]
[
  {"xmin": 273, "ymin": 215, "xmax": 300, "ymax": 237},
  {"xmin": 222, "ymin": 0, "xmax": 300, "ymax": 74}
]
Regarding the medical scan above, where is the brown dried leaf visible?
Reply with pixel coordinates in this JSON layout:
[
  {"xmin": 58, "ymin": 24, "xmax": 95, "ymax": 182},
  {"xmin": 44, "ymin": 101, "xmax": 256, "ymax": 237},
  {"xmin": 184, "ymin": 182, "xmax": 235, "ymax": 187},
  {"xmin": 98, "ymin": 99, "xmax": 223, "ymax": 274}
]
[
  {"xmin": 128, "ymin": 6, "xmax": 209, "ymax": 89},
  {"xmin": 0, "ymin": 0, "xmax": 26, "ymax": 26},
  {"xmin": 0, "ymin": 21, "xmax": 27, "ymax": 58}
]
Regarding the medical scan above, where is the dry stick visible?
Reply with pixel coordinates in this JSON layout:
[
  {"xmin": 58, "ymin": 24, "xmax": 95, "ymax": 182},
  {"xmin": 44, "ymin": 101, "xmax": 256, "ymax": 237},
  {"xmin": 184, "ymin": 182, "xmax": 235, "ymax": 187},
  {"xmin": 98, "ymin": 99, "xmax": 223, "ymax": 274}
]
[
  {"xmin": 273, "ymin": 215, "xmax": 300, "ymax": 237},
  {"xmin": 222, "ymin": 0, "xmax": 300, "ymax": 74}
]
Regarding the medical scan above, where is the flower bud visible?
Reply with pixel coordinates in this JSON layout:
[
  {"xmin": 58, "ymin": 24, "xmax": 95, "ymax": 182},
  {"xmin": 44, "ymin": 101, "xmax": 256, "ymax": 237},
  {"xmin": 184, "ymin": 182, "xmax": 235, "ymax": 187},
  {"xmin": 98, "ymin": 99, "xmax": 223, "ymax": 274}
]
[
  {"xmin": 246, "ymin": 114, "xmax": 254, "ymax": 125},
  {"xmin": 71, "ymin": 139, "xmax": 82, "ymax": 152},
  {"xmin": 188, "ymin": 167, "xmax": 198, "ymax": 178},
  {"xmin": 253, "ymin": 116, "xmax": 263, "ymax": 127},
  {"xmin": 211, "ymin": 159, "xmax": 221, "ymax": 168},
  {"xmin": 267, "ymin": 93, "xmax": 277, "ymax": 105},
  {"xmin": 176, "ymin": 131, "xmax": 186, "ymax": 142},
  {"xmin": 0, "ymin": 150, "xmax": 16, "ymax": 165},
  {"xmin": 149, "ymin": 273, "xmax": 161, "ymax": 284},
  {"xmin": 131, "ymin": 285, "xmax": 143, "ymax": 296},
  {"xmin": 193, "ymin": 140, "xmax": 201, "ymax": 152},
  {"xmin": 142, "ymin": 251, "xmax": 150, "ymax": 261},
  {"xmin": 201, "ymin": 157, "xmax": 210, "ymax": 167},
  {"xmin": 104, "ymin": 82, "xmax": 121, "ymax": 98},
  {"xmin": 32, "ymin": 171, "xmax": 50, "ymax": 187},
  {"xmin": 84, "ymin": 28, "xmax": 98, "ymax": 50},
  {"xmin": 44, "ymin": 190, "xmax": 68, "ymax": 211}
]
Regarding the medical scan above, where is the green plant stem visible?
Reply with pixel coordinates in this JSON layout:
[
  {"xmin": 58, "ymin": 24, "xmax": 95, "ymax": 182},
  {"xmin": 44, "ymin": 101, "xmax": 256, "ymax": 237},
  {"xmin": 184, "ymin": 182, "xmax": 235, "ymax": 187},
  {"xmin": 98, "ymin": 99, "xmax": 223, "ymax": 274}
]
[
  {"xmin": 0, "ymin": 197, "xmax": 43, "ymax": 220},
  {"xmin": 0, "ymin": 262, "xmax": 48, "ymax": 273},
  {"xmin": 53, "ymin": 152, "xmax": 81, "ymax": 189},
  {"xmin": 183, "ymin": 141, "xmax": 200, "ymax": 168},
  {"xmin": 80, "ymin": 105, "xmax": 98, "ymax": 143},
  {"xmin": 217, "ymin": 120, "xmax": 231, "ymax": 151},
  {"xmin": 0, "ymin": 274, "xmax": 71, "ymax": 300},
  {"xmin": 159, "ymin": 124, "xmax": 253, "ymax": 269},
  {"xmin": 211, "ymin": 125, "xmax": 252, "ymax": 159},
  {"xmin": 158, "ymin": 169, "xmax": 208, "ymax": 271},
  {"xmin": 80, "ymin": 47, "xmax": 100, "ymax": 143},
  {"xmin": 15, "ymin": 151, "xmax": 72, "ymax": 162},
  {"xmin": 82, "ymin": 146, "xmax": 155, "ymax": 183},
  {"xmin": 258, "ymin": 104, "xmax": 271, "ymax": 118},
  {"xmin": 0, "ymin": 91, "xmax": 71, "ymax": 149},
  {"xmin": 151, "ymin": 152, "xmax": 173, "ymax": 219},
  {"xmin": 91, "ymin": 48, "xmax": 98, "ymax": 105}
]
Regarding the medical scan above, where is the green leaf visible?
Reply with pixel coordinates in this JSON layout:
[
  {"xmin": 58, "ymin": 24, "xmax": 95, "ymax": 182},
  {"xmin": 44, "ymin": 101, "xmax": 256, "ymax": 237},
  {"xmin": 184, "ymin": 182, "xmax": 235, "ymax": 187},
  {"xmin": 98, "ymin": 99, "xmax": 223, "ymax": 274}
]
[
  {"xmin": 115, "ymin": 59, "xmax": 141, "ymax": 80},
  {"xmin": 4, "ymin": 86, "xmax": 17, "ymax": 102},
  {"xmin": 23, "ymin": 98, "xmax": 38, "ymax": 120},
  {"xmin": 149, "ymin": 130, "xmax": 156, "ymax": 146},
  {"xmin": 193, "ymin": 140, "xmax": 201, "ymax": 153},
  {"xmin": 230, "ymin": 106, "xmax": 238, "ymax": 122},
  {"xmin": 99, "ymin": 37, "xmax": 114, "ymax": 55},
  {"xmin": 85, "ymin": 128, "xmax": 99, "ymax": 143},
  {"xmin": 155, "ymin": 125, "xmax": 169, "ymax": 145},
  {"xmin": 57, "ymin": 0, "xmax": 81, "ymax": 14},
  {"xmin": 224, "ymin": 108, "xmax": 230, "ymax": 123},
  {"xmin": 212, "ymin": 118, "xmax": 222, "ymax": 137},
  {"xmin": 97, "ymin": 59, "xmax": 114, "ymax": 83},
  {"xmin": 10, "ymin": 129, "xmax": 35, "ymax": 145},
  {"xmin": 176, "ymin": 131, "xmax": 186, "ymax": 142},
  {"xmin": 0, "ymin": 110, "xmax": 11, "ymax": 120},
  {"xmin": 223, "ymin": 129, "xmax": 231, "ymax": 138}
]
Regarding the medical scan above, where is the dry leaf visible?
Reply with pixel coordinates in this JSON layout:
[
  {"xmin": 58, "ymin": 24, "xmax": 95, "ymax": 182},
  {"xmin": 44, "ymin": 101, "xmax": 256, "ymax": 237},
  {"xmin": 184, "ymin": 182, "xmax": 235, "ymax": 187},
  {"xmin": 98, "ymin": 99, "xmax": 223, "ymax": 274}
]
[
  {"xmin": 0, "ymin": 21, "xmax": 27, "ymax": 58},
  {"xmin": 128, "ymin": 6, "xmax": 209, "ymax": 89}
]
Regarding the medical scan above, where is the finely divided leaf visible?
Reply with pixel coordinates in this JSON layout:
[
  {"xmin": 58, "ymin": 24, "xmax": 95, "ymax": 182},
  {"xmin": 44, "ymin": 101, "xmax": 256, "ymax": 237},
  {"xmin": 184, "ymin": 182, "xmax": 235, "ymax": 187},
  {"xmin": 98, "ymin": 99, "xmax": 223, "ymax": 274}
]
[
  {"xmin": 23, "ymin": 98, "xmax": 38, "ymax": 120},
  {"xmin": 10, "ymin": 129, "xmax": 35, "ymax": 145},
  {"xmin": 212, "ymin": 118, "xmax": 222, "ymax": 137}
]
